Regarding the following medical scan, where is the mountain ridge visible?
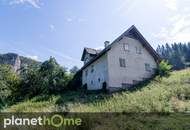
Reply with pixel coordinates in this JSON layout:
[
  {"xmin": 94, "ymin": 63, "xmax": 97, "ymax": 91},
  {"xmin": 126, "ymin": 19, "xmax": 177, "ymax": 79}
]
[{"xmin": 0, "ymin": 53, "xmax": 41, "ymax": 72}]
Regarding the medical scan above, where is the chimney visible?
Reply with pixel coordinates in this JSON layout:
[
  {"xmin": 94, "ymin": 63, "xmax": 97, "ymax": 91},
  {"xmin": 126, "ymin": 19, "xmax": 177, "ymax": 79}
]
[{"xmin": 104, "ymin": 41, "xmax": 110, "ymax": 48}]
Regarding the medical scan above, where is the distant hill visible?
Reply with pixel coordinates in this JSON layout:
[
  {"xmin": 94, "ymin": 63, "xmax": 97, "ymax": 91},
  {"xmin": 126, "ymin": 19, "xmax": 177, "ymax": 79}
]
[{"xmin": 0, "ymin": 53, "xmax": 41, "ymax": 72}]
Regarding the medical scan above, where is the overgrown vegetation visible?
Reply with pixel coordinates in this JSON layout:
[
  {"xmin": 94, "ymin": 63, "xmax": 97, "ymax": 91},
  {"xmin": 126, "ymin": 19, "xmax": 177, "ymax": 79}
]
[
  {"xmin": 3, "ymin": 69, "xmax": 190, "ymax": 112},
  {"xmin": 0, "ymin": 57, "xmax": 76, "ymax": 109},
  {"xmin": 156, "ymin": 42, "xmax": 190, "ymax": 70},
  {"xmin": 158, "ymin": 60, "xmax": 172, "ymax": 77},
  {"xmin": 1, "ymin": 42, "xmax": 190, "ymax": 113}
]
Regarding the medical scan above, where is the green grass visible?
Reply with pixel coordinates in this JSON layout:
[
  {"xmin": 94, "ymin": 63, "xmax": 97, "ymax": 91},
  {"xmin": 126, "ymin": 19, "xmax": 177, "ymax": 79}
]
[{"xmin": 3, "ymin": 69, "xmax": 190, "ymax": 112}]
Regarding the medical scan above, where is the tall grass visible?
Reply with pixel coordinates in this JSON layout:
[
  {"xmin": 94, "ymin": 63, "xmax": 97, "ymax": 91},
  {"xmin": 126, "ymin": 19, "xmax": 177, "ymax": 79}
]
[{"xmin": 3, "ymin": 69, "xmax": 190, "ymax": 112}]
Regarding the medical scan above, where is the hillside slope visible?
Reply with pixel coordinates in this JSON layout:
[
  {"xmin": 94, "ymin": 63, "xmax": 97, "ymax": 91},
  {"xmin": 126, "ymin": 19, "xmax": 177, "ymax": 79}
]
[
  {"xmin": 0, "ymin": 53, "xmax": 41, "ymax": 71},
  {"xmin": 3, "ymin": 69, "xmax": 190, "ymax": 112}
]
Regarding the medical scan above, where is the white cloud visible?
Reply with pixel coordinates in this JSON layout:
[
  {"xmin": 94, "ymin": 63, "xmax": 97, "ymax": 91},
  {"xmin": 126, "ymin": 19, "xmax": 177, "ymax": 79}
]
[
  {"xmin": 66, "ymin": 18, "xmax": 73, "ymax": 22},
  {"xmin": 27, "ymin": 55, "xmax": 38, "ymax": 60},
  {"xmin": 113, "ymin": 0, "xmax": 137, "ymax": 16},
  {"xmin": 49, "ymin": 24, "xmax": 55, "ymax": 32},
  {"xmin": 78, "ymin": 18, "xmax": 86, "ymax": 22},
  {"xmin": 153, "ymin": 0, "xmax": 190, "ymax": 43},
  {"xmin": 9, "ymin": 0, "xmax": 41, "ymax": 8},
  {"xmin": 164, "ymin": 0, "xmax": 177, "ymax": 11}
]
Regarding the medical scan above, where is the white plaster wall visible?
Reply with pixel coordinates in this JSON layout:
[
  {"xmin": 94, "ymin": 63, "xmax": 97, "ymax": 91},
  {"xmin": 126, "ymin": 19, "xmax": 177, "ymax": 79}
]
[
  {"xmin": 107, "ymin": 36, "xmax": 157, "ymax": 88},
  {"xmin": 82, "ymin": 54, "xmax": 108, "ymax": 90}
]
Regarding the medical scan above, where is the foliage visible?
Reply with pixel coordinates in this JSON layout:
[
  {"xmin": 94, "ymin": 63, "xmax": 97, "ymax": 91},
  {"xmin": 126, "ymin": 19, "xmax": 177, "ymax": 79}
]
[
  {"xmin": 67, "ymin": 71, "xmax": 82, "ymax": 91},
  {"xmin": 0, "ymin": 65, "xmax": 21, "ymax": 107},
  {"xmin": 19, "ymin": 56, "xmax": 41, "ymax": 75},
  {"xmin": 156, "ymin": 42, "xmax": 190, "ymax": 70},
  {"xmin": 69, "ymin": 66, "xmax": 79, "ymax": 74},
  {"xmin": 158, "ymin": 60, "xmax": 172, "ymax": 77},
  {"xmin": 0, "ymin": 55, "xmax": 77, "ymax": 109},
  {"xmin": 4, "ymin": 69, "xmax": 190, "ymax": 113},
  {"xmin": 18, "ymin": 57, "xmax": 72, "ymax": 99}
]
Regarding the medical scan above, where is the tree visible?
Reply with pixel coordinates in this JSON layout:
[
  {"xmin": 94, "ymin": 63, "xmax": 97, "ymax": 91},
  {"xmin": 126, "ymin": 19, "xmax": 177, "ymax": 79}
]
[
  {"xmin": 0, "ymin": 65, "xmax": 21, "ymax": 106},
  {"xmin": 70, "ymin": 66, "xmax": 79, "ymax": 74},
  {"xmin": 156, "ymin": 42, "xmax": 190, "ymax": 70},
  {"xmin": 39, "ymin": 57, "xmax": 68, "ymax": 94},
  {"xmin": 158, "ymin": 60, "xmax": 172, "ymax": 77}
]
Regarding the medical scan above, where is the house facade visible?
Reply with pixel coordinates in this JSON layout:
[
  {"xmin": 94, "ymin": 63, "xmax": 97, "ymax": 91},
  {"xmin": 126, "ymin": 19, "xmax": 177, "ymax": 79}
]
[{"xmin": 80, "ymin": 25, "xmax": 161, "ymax": 91}]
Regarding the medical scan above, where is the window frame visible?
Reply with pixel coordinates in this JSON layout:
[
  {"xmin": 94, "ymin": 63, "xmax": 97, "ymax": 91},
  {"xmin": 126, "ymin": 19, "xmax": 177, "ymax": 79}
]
[
  {"xmin": 136, "ymin": 47, "xmax": 142, "ymax": 54},
  {"xmin": 119, "ymin": 58, "xmax": 126, "ymax": 68},
  {"xmin": 145, "ymin": 63, "xmax": 151, "ymax": 72},
  {"xmin": 123, "ymin": 43, "xmax": 129, "ymax": 51}
]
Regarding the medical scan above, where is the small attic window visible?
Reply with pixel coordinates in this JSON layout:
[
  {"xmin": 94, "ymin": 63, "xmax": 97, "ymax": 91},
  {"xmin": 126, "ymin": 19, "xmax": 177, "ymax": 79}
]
[
  {"xmin": 123, "ymin": 43, "xmax": 129, "ymax": 51},
  {"xmin": 136, "ymin": 47, "xmax": 142, "ymax": 54},
  {"xmin": 84, "ymin": 57, "xmax": 89, "ymax": 64}
]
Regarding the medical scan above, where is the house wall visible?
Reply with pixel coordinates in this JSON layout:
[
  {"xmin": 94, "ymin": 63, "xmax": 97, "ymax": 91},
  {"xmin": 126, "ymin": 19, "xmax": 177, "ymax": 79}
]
[
  {"xmin": 82, "ymin": 54, "xmax": 108, "ymax": 90},
  {"xmin": 107, "ymin": 36, "xmax": 157, "ymax": 89}
]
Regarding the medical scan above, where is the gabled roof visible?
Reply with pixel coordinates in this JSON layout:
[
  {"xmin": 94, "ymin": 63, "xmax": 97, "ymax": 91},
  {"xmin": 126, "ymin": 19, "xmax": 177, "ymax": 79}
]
[
  {"xmin": 79, "ymin": 25, "xmax": 161, "ymax": 71},
  {"xmin": 81, "ymin": 47, "xmax": 102, "ymax": 61}
]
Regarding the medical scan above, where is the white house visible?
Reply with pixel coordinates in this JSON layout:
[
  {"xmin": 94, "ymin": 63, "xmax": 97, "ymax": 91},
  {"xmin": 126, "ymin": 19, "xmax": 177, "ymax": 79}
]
[{"xmin": 80, "ymin": 25, "xmax": 161, "ymax": 91}]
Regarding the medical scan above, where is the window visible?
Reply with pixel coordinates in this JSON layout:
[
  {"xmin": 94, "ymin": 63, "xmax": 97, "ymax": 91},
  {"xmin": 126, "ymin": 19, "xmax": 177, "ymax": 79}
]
[
  {"xmin": 84, "ymin": 57, "xmax": 89, "ymax": 64},
  {"xmin": 119, "ymin": 58, "xmax": 126, "ymax": 68},
  {"xmin": 98, "ymin": 78, "xmax": 101, "ymax": 82},
  {"xmin": 136, "ymin": 47, "xmax": 142, "ymax": 54},
  {"xmin": 123, "ymin": 43, "xmax": 129, "ymax": 51},
  {"xmin": 91, "ymin": 80, "xmax": 93, "ymax": 85},
  {"xmin": 145, "ymin": 63, "xmax": 151, "ymax": 72},
  {"xmin": 91, "ymin": 65, "xmax": 94, "ymax": 73},
  {"xmin": 85, "ymin": 69, "xmax": 88, "ymax": 76}
]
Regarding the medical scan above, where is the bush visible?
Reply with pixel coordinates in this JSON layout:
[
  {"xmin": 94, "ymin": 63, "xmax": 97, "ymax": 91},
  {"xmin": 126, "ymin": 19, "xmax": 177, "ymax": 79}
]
[{"xmin": 158, "ymin": 60, "xmax": 172, "ymax": 77}]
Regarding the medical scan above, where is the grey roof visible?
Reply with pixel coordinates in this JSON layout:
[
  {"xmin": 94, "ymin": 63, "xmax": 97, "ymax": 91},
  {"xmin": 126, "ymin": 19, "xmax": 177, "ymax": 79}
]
[
  {"xmin": 85, "ymin": 48, "xmax": 101, "ymax": 55},
  {"xmin": 81, "ymin": 47, "xmax": 102, "ymax": 61},
  {"xmin": 79, "ymin": 25, "xmax": 161, "ymax": 72}
]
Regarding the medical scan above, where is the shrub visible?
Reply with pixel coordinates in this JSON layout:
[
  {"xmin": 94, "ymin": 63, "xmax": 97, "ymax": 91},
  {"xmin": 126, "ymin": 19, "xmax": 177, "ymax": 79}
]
[{"xmin": 158, "ymin": 60, "xmax": 172, "ymax": 77}]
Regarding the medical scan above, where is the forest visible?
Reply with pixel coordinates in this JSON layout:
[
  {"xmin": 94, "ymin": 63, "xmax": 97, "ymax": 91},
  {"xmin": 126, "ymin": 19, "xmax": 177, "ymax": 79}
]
[{"xmin": 156, "ymin": 42, "xmax": 190, "ymax": 70}]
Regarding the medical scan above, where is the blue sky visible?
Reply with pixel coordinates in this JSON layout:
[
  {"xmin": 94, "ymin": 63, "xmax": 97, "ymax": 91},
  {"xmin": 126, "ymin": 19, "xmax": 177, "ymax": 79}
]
[{"xmin": 0, "ymin": 0, "xmax": 190, "ymax": 69}]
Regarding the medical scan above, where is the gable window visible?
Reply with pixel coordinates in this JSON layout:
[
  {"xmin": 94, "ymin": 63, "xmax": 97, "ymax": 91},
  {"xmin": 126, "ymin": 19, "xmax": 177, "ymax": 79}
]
[
  {"xmin": 136, "ymin": 47, "xmax": 142, "ymax": 54},
  {"xmin": 91, "ymin": 65, "xmax": 94, "ymax": 73},
  {"xmin": 145, "ymin": 63, "xmax": 151, "ymax": 72},
  {"xmin": 84, "ymin": 57, "xmax": 89, "ymax": 64},
  {"xmin": 85, "ymin": 69, "xmax": 88, "ymax": 77},
  {"xmin": 123, "ymin": 43, "xmax": 129, "ymax": 51},
  {"xmin": 119, "ymin": 58, "xmax": 126, "ymax": 68}
]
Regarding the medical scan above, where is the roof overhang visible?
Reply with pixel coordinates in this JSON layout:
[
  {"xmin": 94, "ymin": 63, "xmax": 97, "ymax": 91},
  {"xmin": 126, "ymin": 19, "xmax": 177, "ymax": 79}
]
[{"xmin": 79, "ymin": 25, "xmax": 161, "ymax": 73}]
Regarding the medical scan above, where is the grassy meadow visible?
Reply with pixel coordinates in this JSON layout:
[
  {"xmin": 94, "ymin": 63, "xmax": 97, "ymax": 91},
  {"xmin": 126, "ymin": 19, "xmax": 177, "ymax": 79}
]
[{"xmin": 3, "ymin": 69, "xmax": 190, "ymax": 113}]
